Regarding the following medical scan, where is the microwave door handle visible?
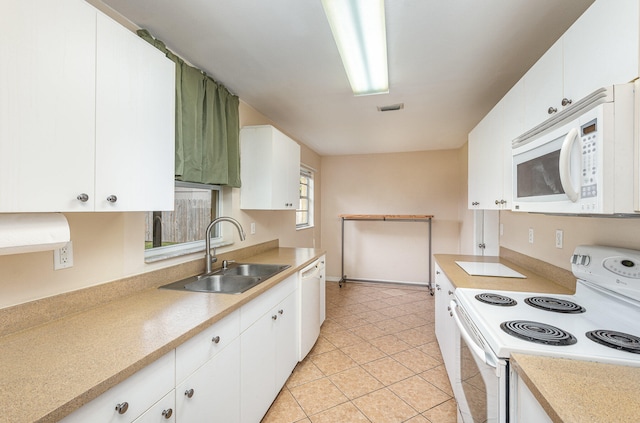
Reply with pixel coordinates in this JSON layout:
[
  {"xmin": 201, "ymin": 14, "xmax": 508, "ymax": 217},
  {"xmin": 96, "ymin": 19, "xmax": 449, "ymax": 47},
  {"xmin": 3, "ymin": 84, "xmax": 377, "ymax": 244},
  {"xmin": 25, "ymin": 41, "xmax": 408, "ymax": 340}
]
[
  {"xmin": 449, "ymin": 300, "xmax": 498, "ymax": 369},
  {"xmin": 558, "ymin": 127, "xmax": 580, "ymax": 202}
]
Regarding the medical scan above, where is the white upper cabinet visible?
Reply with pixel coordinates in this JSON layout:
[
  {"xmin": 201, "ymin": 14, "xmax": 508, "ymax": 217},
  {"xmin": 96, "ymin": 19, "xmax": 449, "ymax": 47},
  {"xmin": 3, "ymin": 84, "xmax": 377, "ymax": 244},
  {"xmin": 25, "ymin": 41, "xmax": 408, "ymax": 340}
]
[
  {"xmin": 95, "ymin": 13, "xmax": 175, "ymax": 212},
  {"xmin": 0, "ymin": 0, "xmax": 175, "ymax": 212},
  {"xmin": 469, "ymin": 79, "xmax": 524, "ymax": 210},
  {"xmin": 523, "ymin": 40, "xmax": 564, "ymax": 131},
  {"xmin": 0, "ymin": 0, "xmax": 96, "ymax": 212},
  {"xmin": 563, "ymin": 0, "xmax": 639, "ymax": 104},
  {"xmin": 523, "ymin": 0, "xmax": 639, "ymax": 131},
  {"xmin": 240, "ymin": 125, "xmax": 300, "ymax": 210}
]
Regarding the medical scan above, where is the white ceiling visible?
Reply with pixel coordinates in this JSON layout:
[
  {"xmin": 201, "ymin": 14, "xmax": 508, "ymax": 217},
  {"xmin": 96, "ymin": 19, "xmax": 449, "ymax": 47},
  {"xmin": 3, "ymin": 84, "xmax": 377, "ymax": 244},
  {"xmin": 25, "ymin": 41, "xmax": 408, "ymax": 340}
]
[{"xmin": 98, "ymin": 0, "xmax": 594, "ymax": 156}]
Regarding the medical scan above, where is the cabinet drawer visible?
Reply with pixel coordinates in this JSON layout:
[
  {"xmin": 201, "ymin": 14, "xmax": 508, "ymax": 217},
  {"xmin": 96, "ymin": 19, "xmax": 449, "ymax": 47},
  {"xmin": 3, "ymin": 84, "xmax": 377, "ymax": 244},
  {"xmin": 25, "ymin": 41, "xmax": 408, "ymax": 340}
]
[
  {"xmin": 240, "ymin": 274, "xmax": 296, "ymax": 332},
  {"xmin": 60, "ymin": 351, "xmax": 175, "ymax": 423},
  {"xmin": 132, "ymin": 390, "xmax": 175, "ymax": 423},
  {"xmin": 175, "ymin": 309, "xmax": 239, "ymax": 383}
]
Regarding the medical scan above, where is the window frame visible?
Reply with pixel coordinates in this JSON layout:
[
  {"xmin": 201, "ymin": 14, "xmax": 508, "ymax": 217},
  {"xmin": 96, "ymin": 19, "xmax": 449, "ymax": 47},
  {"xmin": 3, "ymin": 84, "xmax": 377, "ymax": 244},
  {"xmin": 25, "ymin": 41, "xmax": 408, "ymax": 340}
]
[
  {"xmin": 296, "ymin": 166, "xmax": 314, "ymax": 230},
  {"xmin": 144, "ymin": 181, "xmax": 229, "ymax": 263}
]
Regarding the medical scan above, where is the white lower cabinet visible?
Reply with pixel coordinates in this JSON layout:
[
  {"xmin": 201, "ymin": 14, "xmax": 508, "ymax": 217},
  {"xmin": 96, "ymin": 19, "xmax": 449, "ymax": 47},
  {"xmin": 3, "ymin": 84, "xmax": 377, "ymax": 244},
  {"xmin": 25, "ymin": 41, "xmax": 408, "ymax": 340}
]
[
  {"xmin": 175, "ymin": 339, "xmax": 241, "ymax": 422},
  {"xmin": 510, "ymin": 370, "xmax": 553, "ymax": 423},
  {"xmin": 240, "ymin": 275, "xmax": 299, "ymax": 423},
  {"xmin": 60, "ymin": 272, "xmax": 308, "ymax": 423},
  {"xmin": 434, "ymin": 263, "xmax": 458, "ymax": 390},
  {"xmin": 60, "ymin": 351, "xmax": 175, "ymax": 423}
]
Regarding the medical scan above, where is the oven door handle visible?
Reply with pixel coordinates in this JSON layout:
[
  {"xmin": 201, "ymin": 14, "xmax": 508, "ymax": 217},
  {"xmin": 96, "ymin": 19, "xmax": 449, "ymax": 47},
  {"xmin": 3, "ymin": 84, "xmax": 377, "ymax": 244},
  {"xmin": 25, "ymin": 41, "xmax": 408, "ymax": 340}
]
[{"xmin": 449, "ymin": 299, "xmax": 498, "ymax": 369}]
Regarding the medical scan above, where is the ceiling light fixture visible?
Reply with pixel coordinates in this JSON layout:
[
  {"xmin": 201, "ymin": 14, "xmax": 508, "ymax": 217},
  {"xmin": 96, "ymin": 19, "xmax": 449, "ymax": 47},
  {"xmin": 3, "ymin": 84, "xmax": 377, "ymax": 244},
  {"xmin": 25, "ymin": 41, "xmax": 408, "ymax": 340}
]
[{"xmin": 321, "ymin": 0, "xmax": 389, "ymax": 96}]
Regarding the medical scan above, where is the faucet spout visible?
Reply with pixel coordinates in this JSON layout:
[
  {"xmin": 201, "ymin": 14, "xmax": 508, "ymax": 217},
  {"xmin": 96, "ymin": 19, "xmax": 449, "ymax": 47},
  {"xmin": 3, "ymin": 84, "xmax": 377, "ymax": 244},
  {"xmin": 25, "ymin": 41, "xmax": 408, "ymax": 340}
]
[{"xmin": 204, "ymin": 217, "xmax": 246, "ymax": 274}]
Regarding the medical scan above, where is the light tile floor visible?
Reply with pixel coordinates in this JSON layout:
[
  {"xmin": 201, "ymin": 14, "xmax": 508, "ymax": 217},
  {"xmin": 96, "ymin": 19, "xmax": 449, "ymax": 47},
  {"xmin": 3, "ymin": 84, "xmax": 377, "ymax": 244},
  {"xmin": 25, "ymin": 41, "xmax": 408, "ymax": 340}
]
[{"xmin": 261, "ymin": 281, "xmax": 457, "ymax": 423}]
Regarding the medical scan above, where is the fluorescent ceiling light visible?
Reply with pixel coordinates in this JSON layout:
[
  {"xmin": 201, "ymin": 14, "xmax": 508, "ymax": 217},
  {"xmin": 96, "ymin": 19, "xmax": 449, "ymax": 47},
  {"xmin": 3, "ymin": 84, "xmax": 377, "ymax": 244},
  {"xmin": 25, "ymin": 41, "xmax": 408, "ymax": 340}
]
[{"xmin": 321, "ymin": 0, "xmax": 389, "ymax": 96}]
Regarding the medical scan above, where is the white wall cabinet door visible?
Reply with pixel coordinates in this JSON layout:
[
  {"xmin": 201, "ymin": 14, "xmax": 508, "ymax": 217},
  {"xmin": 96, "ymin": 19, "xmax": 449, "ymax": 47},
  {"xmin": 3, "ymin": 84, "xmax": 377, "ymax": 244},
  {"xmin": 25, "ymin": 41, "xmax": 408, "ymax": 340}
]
[
  {"xmin": 523, "ymin": 39, "xmax": 563, "ymax": 131},
  {"xmin": 563, "ymin": 0, "xmax": 639, "ymax": 104},
  {"xmin": 95, "ymin": 13, "xmax": 175, "ymax": 212},
  {"xmin": 468, "ymin": 102, "xmax": 503, "ymax": 210},
  {"xmin": 0, "ymin": 0, "xmax": 96, "ymax": 212},
  {"xmin": 175, "ymin": 338, "xmax": 241, "ymax": 422},
  {"xmin": 240, "ymin": 125, "xmax": 301, "ymax": 210}
]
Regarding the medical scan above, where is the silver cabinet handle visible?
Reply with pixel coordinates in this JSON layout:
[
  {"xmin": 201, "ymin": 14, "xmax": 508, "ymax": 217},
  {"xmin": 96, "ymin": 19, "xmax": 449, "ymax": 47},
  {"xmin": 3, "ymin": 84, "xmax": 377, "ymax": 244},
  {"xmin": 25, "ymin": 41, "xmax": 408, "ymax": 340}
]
[
  {"xmin": 436, "ymin": 284, "xmax": 441, "ymax": 290},
  {"xmin": 77, "ymin": 193, "xmax": 89, "ymax": 202},
  {"xmin": 185, "ymin": 388, "xmax": 194, "ymax": 398},
  {"xmin": 162, "ymin": 408, "xmax": 173, "ymax": 419},
  {"xmin": 212, "ymin": 335, "xmax": 220, "ymax": 344},
  {"xmin": 548, "ymin": 106, "xmax": 557, "ymax": 114},
  {"xmin": 278, "ymin": 309, "xmax": 284, "ymax": 315},
  {"xmin": 471, "ymin": 201, "xmax": 479, "ymax": 206},
  {"xmin": 561, "ymin": 98, "xmax": 572, "ymax": 106},
  {"xmin": 272, "ymin": 314, "xmax": 278, "ymax": 320},
  {"xmin": 106, "ymin": 195, "xmax": 117, "ymax": 203},
  {"xmin": 448, "ymin": 290, "xmax": 454, "ymax": 296},
  {"xmin": 436, "ymin": 270, "xmax": 441, "ymax": 275},
  {"xmin": 115, "ymin": 402, "xmax": 129, "ymax": 414}
]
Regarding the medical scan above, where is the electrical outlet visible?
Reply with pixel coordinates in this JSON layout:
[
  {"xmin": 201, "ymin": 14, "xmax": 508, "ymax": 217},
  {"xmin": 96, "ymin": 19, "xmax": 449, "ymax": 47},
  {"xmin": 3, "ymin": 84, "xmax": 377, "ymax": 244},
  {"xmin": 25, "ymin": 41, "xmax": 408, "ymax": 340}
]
[
  {"xmin": 54, "ymin": 241, "xmax": 74, "ymax": 270},
  {"xmin": 528, "ymin": 228, "xmax": 534, "ymax": 244},
  {"xmin": 555, "ymin": 229, "xmax": 563, "ymax": 249},
  {"xmin": 250, "ymin": 222, "xmax": 256, "ymax": 235}
]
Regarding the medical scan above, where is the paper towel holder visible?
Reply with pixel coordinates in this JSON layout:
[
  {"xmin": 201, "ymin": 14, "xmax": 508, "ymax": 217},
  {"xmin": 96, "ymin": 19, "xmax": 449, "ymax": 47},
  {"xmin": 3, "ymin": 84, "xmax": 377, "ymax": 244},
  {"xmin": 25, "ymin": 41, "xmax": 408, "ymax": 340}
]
[{"xmin": 0, "ymin": 213, "xmax": 71, "ymax": 256}]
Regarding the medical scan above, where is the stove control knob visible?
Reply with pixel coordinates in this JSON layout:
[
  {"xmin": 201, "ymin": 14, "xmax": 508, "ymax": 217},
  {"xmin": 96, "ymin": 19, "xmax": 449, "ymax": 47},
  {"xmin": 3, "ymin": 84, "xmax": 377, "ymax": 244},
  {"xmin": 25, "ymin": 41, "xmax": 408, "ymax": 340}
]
[{"xmin": 580, "ymin": 255, "xmax": 591, "ymax": 266}]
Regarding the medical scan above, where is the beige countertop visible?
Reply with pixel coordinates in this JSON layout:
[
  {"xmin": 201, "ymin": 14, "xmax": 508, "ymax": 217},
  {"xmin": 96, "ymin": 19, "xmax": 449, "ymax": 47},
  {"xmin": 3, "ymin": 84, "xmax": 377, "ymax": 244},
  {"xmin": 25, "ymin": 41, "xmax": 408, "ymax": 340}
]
[
  {"xmin": 434, "ymin": 254, "xmax": 574, "ymax": 294},
  {"xmin": 0, "ymin": 247, "xmax": 324, "ymax": 423},
  {"xmin": 511, "ymin": 353, "xmax": 640, "ymax": 423},
  {"xmin": 435, "ymin": 254, "xmax": 640, "ymax": 423}
]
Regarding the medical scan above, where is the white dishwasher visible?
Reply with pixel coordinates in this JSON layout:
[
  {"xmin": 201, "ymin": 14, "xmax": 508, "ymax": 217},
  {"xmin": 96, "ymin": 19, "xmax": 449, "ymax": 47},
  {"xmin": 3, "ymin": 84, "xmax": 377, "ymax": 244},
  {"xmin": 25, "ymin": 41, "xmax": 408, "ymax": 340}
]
[{"xmin": 298, "ymin": 256, "xmax": 325, "ymax": 361}]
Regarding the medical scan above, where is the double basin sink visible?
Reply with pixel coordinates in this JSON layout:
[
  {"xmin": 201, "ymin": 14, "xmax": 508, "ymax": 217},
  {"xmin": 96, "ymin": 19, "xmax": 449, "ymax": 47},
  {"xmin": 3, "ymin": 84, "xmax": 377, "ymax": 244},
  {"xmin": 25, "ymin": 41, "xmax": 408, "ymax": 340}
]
[{"xmin": 160, "ymin": 263, "xmax": 290, "ymax": 294}]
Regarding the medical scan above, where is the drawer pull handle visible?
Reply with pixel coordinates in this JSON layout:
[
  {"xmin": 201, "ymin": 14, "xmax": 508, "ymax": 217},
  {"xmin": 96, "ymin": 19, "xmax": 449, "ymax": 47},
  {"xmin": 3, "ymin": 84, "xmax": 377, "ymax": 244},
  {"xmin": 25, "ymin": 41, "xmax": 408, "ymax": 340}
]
[
  {"xmin": 278, "ymin": 309, "xmax": 284, "ymax": 315},
  {"xmin": 77, "ymin": 193, "xmax": 89, "ymax": 202},
  {"xmin": 272, "ymin": 314, "xmax": 278, "ymax": 320},
  {"xmin": 106, "ymin": 195, "xmax": 118, "ymax": 203},
  {"xmin": 548, "ymin": 106, "xmax": 557, "ymax": 114},
  {"xmin": 185, "ymin": 388, "xmax": 195, "ymax": 398},
  {"xmin": 115, "ymin": 402, "xmax": 129, "ymax": 415},
  {"xmin": 448, "ymin": 290, "xmax": 454, "ymax": 296},
  {"xmin": 212, "ymin": 336, "xmax": 221, "ymax": 344},
  {"xmin": 162, "ymin": 408, "xmax": 173, "ymax": 419}
]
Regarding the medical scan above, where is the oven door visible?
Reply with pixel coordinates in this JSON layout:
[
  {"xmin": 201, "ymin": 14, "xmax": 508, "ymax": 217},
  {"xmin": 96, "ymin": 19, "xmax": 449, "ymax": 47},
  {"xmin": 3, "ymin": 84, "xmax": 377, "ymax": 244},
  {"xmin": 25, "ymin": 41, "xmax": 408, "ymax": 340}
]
[{"xmin": 450, "ymin": 299, "xmax": 508, "ymax": 423}]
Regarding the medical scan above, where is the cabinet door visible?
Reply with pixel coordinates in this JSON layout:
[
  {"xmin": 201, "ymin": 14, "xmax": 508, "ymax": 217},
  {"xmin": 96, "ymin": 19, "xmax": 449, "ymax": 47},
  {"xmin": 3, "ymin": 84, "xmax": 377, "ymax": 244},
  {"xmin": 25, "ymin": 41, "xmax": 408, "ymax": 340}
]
[
  {"xmin": 523, "ymin": 40, "xmax": 563, "ymax": 131},
  {"xmin": 500, "ymin": 79, "xmax": 525, "ymax": 208},
  {"xmin": 240, "ymin": 307, "xmax": 278, "ymax": 423},
  {"xmin": 468, "ymin": 102, "xmax": 503, "ymax": 210},
  {"xmin": 434, "ymin": 264, "xmax": 457, "ymax": 389},
  {"xmin": 176, "ymin": 338, "xmax": 241, "ymax": 423},
  {"xmin": 95, "ymin": 13, "xmax": 175, "ymax": 212},
  {"xmin": 0, "ymin": 0, "xmax": 96, "ymax": 212},
  {"xmin": 269, "ymin": 129, "xmax": 300, "ymax": 209},
  {"xmin": 276, "ymin": 291, "xmax": 299, "ymax": 388},
  {"xmin": 563, "ymin": 0, "xmax": 639, "ymax": 103}
]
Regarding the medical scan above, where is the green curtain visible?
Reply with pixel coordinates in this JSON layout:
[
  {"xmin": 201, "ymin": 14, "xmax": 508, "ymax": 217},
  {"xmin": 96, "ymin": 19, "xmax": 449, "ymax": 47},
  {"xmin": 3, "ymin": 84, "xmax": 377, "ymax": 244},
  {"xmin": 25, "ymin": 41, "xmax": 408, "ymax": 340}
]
[{"xmin": 137, "ymin": 30, "xmax": 241, "ymax": 187}]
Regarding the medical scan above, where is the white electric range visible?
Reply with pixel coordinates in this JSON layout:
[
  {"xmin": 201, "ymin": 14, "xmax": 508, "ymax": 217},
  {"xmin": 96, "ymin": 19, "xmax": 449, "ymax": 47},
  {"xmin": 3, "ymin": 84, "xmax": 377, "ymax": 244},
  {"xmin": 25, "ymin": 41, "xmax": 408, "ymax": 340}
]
[{"xmin": 450, "ymin": 245, "xmax": 640, "ymax": 422}]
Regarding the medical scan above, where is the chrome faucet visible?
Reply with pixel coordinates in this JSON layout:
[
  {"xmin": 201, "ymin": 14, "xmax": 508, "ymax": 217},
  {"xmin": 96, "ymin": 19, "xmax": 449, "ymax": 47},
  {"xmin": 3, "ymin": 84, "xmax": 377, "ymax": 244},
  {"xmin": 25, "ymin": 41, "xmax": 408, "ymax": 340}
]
[{"xmin": 204, "ymin": 217, "xmax": 246, "ymax": 274}]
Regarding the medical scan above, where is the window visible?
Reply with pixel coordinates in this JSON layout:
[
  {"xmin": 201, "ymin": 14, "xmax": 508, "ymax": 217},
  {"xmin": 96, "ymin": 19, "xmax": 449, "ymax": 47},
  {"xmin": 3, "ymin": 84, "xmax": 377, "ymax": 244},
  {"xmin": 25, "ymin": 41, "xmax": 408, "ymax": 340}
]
[
  {"xmin": 145, "ymin": 181, "xmax": 222, "ymax": 261},
  {"xmin": 297, "ymin": 167, "xmax": 314, "ymax": 229}
]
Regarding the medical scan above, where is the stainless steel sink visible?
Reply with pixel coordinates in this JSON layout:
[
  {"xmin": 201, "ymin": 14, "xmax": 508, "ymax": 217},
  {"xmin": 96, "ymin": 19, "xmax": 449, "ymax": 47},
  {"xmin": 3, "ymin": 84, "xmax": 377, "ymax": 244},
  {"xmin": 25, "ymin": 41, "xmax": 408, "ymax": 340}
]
[{"xmin": 160, "ymin": 263, "xmax": 290, "ymax": 294}]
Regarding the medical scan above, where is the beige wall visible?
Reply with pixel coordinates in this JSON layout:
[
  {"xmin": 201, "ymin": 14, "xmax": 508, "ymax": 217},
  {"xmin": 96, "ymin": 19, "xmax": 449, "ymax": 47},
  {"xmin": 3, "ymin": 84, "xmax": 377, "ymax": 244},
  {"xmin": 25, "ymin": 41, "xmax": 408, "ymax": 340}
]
[
  {"xmin": 321, "ymin": 149, "xmax": 465, "ymax": 284},
  {"xmin": 500, "ymin": 211, "xmax": 640, "ymax": 270},
  {"xmin": 0, "ymin": 101, "xmax": 321, "ymax": 309}
]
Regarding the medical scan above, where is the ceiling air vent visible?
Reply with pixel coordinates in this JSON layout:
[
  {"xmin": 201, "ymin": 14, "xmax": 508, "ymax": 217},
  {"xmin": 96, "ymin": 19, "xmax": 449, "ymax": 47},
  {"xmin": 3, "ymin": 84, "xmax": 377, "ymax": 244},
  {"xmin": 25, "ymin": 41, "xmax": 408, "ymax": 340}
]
[{"xmin": 377, "ymin": 103, "xmax": 404, "ymax": 112}]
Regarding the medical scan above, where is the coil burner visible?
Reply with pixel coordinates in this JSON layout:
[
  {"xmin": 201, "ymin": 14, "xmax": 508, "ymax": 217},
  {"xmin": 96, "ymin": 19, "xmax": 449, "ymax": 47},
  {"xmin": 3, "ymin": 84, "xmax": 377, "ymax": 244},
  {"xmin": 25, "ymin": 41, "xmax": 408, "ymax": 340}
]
[
  {"xmin": 524, "ymin": 296, "xmax": 586, "ymax": 314},
  {"xmin": 475, "ymin": 293, "xmax": 517, "ymax": 307},
  {"xmin": 500, "ymin": 320, "xmax": 577, "ymax": 346},
  {"xmin": 586, "ymin": 330, "xmax": 640, "ymax": 354}
]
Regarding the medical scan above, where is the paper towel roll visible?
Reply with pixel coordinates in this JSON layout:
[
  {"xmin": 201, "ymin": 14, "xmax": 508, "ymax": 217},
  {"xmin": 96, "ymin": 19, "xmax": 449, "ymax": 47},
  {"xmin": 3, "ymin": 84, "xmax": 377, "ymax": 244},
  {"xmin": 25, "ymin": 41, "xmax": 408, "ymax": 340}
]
[{"xmin": 0, "ymin": 213, "xmax": 70, "ymax": 255}]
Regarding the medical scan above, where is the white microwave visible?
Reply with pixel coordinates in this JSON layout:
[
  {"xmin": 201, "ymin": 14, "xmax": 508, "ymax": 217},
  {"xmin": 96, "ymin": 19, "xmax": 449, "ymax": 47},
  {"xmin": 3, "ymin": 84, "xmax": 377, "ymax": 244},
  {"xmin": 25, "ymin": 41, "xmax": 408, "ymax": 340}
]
[{"xmin": 512, "ymin": 84, "xmax": 637, "ymax": 215}]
